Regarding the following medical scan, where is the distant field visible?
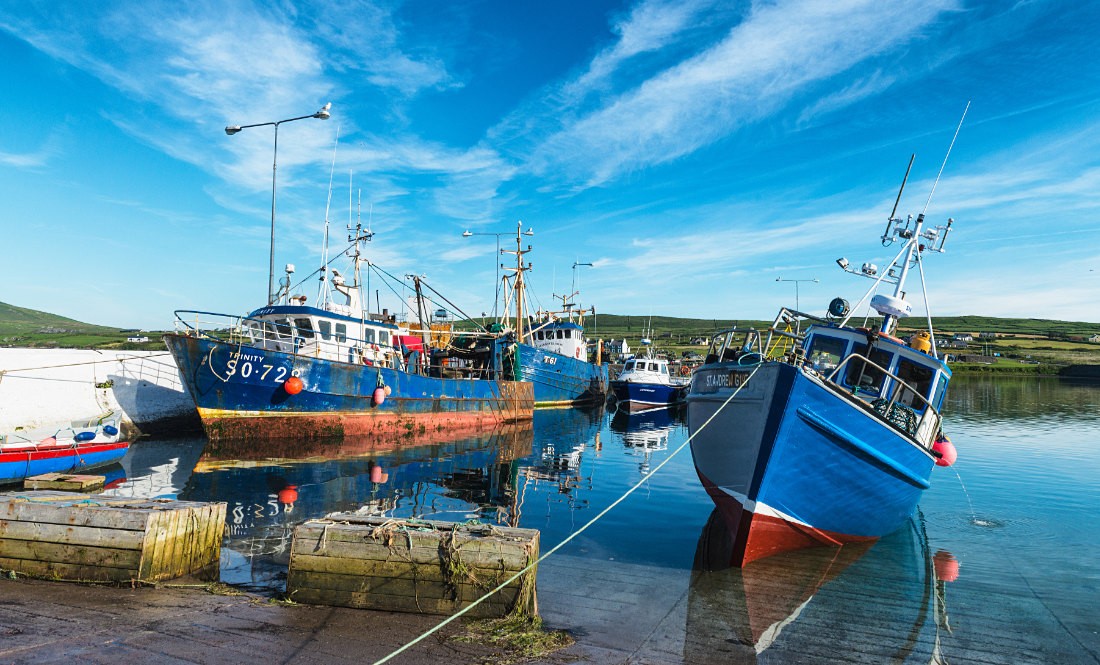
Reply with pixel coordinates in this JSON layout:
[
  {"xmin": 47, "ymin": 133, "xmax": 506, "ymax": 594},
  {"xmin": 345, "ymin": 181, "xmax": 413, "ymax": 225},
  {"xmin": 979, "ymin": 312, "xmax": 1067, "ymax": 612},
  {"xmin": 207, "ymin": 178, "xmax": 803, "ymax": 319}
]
[{"xmin": 0, "ymin": 301, "xmax": 166, "ymax": 351}]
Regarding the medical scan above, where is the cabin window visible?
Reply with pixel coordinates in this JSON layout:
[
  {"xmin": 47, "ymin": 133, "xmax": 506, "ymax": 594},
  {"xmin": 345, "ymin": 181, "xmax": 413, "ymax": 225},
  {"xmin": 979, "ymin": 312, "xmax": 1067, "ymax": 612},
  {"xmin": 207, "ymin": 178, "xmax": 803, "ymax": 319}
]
[
  {"xmin": 844, "ymin": 344, "xmax": 893, "ymax": 393},
  {"xmin": 294, "ymin": 318, "xmax": 315, "ymax": 339},
  {"xmin": 335, "ymin": 323, "xmax": 347, "ymax": 343},
  {"xmin": 363, "ymin": 328, "xmax": 376, "ymax": 344},
  {"xmin": 932, "ymin": 373, "xmax": 948, "ymax": 410},
  {"xmin": 378, "ymin": 332, "xmax": 390, "ymax": 348},
  {"xmin": 624, "ymin": 360, "xmax": 635, "ymax": 371},
  {"xmin": 536, "ymin": 331, "xmax": 544, "ymax": 340},
  {"xmin": 273, "ymin": 320, "xmax": 293, "ymax": 340},
  {"xmin": 557, "ymin": 330, "xmax": 564, "ymax": 339},
  {"xmin": 894, "ymin": 358, "xmax": 935, "ymax": 411},
  {"xmin": 806, "ymin": 335, "xmax": 847, "ymax": 373},
  {"xmin": 660, "ymin": 364, "xmax": 668, "ymax": 375},
  {"xmin": 318, "ymin": 320, "xmax": 332, "ymax": 341}
]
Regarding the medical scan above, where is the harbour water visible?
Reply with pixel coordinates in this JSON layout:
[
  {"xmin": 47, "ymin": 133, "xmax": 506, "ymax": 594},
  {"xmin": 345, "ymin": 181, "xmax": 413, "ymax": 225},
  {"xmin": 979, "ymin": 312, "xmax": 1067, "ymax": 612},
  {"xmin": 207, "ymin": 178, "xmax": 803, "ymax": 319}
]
[{"xmin": 98, "ymin": 376, "xmax": 1099, "ymax": 663}]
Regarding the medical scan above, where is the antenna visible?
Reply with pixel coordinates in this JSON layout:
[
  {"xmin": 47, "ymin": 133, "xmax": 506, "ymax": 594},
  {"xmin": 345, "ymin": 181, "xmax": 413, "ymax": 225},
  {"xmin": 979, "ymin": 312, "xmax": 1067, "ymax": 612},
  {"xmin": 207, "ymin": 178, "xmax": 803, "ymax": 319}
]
[
  {"xmin": 923, "ymin": 101, "xmax": 970, "ymax": 215},
  {"xmin": 316, "ymin": 127, "xmax": 340, "ymax": 307},
  {"xmin": 882, "ymin": 154, "xmax": 915, "ymax": 245}
]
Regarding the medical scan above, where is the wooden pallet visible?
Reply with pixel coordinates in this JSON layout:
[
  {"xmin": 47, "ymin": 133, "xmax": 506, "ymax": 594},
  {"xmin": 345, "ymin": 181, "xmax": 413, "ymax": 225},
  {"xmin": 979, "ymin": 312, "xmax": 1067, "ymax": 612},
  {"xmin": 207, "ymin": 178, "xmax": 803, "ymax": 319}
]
[
  {"xmin": 0, "ymin": 491, "xmax": 226, "ymax": 583},
  {"xmin": 24, "ymin": 473, "xmax": 105, "ymax": 491},
  {"xmin": 287, "ymin": 515, "xmax": 539, "ymax": 618}
]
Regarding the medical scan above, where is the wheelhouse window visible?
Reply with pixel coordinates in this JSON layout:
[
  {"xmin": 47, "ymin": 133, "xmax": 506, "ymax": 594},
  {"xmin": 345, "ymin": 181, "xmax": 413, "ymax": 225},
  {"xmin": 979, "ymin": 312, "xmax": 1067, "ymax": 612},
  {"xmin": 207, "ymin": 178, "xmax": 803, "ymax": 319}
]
[
  {"xmin": 318, "ymin": 320, "xmax": 332, "ymax": 341},
  {"xmin": 844, "ymin": 344, "xmax": 893, "ymax": 394},
  {"xmin": 378, "ymin": 332, "xmax": 390, "ymax": 348},
  {"xmin": 273, "ymin": 320, "xmax": 293, "ymax": 340},
  {"xmin": 806, "ymin": 335, "xmax": 847, "ymax": 373},
  {"xmin": 294, "ymin": 318, "xmax": 315, "ymax": 339},
  {"xmin": 557, "ymin": 330, "xmax": 564, "ymax": 339},
  {"xmin": 623, "ymin": 360, "xmax": 635, "ymax": 371},
  {"xmin": 894, "ymin": 358, "xmax": 936, "ymax": 411},
  {"xmin": 363, "ymin": 328, "xmax": 376, "ymax": 344},
  {"xmin": 335, "ymin": 323, "xmax": 347, "ymax": 343},
  {"xmin": 660, "ymin": 364, "xmax": 668, "ymax": 375}
]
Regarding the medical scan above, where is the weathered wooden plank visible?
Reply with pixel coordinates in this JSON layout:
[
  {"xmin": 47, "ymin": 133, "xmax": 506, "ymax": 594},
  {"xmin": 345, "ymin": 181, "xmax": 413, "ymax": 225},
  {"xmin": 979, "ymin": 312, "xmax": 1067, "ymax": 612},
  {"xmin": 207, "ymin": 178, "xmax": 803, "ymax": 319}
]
[
  {"xmin": 0, "ymin": 498, "xmax": 153, "ymax": 531},
  {"xmin": 289, "ymin": 552, "xmax": 523, "ymax": 585},
  {"xmin": 0, "ymin": 518, "xmax": 146, "ymax": 550},
  {"xmin": 296, "ymin": 518, "xmax": 538, "ymax": 547},
  {"xmin": 291, "ymin": 532, "xmax": 532, "ymax": 569},
  {"xmin": 286, "ymin": 587, "xmax": 512, "ymax": 618},
  {"xmin": 322, "ymin": 514, "xmax": 540, "ymax": 540},
  {"xmin": 0, "ymin": 537, "xmax": 142, "ymax": 570},
  {"xmin": 287, "ymin": 569, "xmax": 521, "ymax": 604},
  {"xmin": 0, "ymin": 555, "xmax": 135, "ymax": 582}
]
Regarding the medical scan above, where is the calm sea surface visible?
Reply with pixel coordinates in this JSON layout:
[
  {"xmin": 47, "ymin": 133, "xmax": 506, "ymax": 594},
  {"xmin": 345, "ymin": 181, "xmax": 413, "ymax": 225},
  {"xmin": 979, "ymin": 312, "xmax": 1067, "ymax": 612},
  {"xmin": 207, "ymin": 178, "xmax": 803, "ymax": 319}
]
[{"xmin": 103, "ymin": 376, "xmax": 1100, "ymax": 663}]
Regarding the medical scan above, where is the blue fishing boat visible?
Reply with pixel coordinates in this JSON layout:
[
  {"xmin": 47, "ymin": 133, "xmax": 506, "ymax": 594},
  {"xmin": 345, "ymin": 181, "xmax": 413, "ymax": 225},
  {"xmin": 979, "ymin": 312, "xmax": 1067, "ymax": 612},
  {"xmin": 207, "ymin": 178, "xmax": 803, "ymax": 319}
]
[
  {"xmin": 686, "ymin": 146, "xmax": 963, "ymax": 566},
  {"xmin": 1, "ymin": 412, "xmax": 130, "ymax": 484},
  {"xmin": 166, "ymin": 207, "xmax": 532, "ymax": 442},
  {"xmin": 609, "ymin": 354, "xmax": 689, "ymax": 411},
  {"xmin": 497, "ymin": 224, "xmax": 608, "ymax": 407}
]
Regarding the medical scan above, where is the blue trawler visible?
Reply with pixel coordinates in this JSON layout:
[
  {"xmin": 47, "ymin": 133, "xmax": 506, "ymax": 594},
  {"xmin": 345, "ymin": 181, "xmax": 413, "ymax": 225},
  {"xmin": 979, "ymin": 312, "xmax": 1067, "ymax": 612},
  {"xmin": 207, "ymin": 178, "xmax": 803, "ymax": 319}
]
[
  {"xmin": 497, "ymin": 223, "xmax": 609, "ymax": 407},
  {"xmin": 165, "ymin": 211, "xmax": 532, "ymax": 442},
  {"xmin": 687, "ymin": 148, "xmax": 962, "ymax": 566}
]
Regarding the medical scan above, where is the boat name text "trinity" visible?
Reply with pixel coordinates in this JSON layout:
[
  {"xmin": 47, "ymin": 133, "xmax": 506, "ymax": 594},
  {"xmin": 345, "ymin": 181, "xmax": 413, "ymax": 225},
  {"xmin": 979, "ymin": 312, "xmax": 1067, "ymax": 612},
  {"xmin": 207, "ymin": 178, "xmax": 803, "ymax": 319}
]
[{"xmin": 231, "ymin": 352, "xmax": 265, "ymax": 363}]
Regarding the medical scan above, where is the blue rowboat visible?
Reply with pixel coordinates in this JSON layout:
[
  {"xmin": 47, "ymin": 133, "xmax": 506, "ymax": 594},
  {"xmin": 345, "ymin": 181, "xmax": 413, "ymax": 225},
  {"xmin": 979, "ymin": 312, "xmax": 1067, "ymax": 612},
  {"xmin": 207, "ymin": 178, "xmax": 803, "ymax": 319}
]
[{"xmin": 1, "ymin": 413, "xmax": 130, "ymax": 484}]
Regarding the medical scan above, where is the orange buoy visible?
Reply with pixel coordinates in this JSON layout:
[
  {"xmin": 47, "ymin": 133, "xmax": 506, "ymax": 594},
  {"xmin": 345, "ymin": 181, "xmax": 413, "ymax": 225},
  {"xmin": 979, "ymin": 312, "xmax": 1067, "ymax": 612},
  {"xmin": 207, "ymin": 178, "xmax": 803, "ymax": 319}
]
[
  {"xmin": 284, "ymin": 376, "xmax": 304, "ymax": 395},
  {"xmin": 932, "ymin": 435, "xmax": 957, "ymax": 467},
  {"xmin": 383, "ymin": 384, "xmax": 392, "ymax": 396},
  {"xmin": 277, "ymin": 485, "xmax": 299, "ymax": 505},
  {"xmin": 933, "ymin": 549, "xmax": 959, "ymax": 582},
  {"xmin": 372, "ymin": 386, "xmax": 386, "ymax": 405}
]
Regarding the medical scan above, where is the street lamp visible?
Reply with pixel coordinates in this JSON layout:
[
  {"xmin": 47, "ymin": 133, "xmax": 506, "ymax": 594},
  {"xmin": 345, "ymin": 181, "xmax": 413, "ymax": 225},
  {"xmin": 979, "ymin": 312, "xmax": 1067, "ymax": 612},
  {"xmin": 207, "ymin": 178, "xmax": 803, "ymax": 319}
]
[
  {"xmin": 571, "ymin": 261, "xmax": 593, "ymax": 296},
  {"xmin": 225, "ymin": 102, "xmax": 331, "ymax": 305},
  {"xmin": 462, "ymin": 223, "xmax": 533, "ymax": 318},
  {"xmin": 774, "ymin": 276, "xmax": 818, "ymax": 312}
]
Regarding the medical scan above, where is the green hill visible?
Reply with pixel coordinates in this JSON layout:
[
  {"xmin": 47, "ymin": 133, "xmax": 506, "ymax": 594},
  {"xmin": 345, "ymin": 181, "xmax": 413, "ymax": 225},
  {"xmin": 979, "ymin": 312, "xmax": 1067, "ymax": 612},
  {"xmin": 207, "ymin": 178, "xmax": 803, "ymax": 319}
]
[{"xmin": 0, "ymin": 301, "xmax": 161, "ymax": 349}]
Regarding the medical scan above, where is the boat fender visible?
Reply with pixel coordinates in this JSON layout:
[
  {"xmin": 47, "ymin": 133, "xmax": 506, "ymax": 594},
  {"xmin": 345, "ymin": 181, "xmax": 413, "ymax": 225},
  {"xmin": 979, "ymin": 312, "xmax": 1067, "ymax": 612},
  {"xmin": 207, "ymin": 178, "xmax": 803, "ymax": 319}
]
[
  {"xmin": 932, "ymin": 434, "xmax": 957, "ymax": 467},
  {"xmin": 284, "ymin": 376, "xmax": 304, "ymax": 395},
  {"xmin": 74, "ymin": 431, "xmax": 96, "ymax": 442},
  {"xmin": 370, "ymin": 465, "xmax": 384, "ymax": 483},
  {"xmin": 39, "ymin": 436, "xmax": 57, "ymax": 446},
  {"xmin": 103, "ymin": 424, "xmax": 119, "ymax": 436},
  {"xmin": 277, "ymin": 485, "xmax": 299, "ymax": 505},
  {"xmin": 384, "ymin": 385, "xmax": 392, "ymax": 396},
  {"xmin": 933, "ymin": 550, "xmax": 960, "ymax": 582},
  {"xmin": 372, "ymin": 386, "xmax": 386, "ymax": 406}
]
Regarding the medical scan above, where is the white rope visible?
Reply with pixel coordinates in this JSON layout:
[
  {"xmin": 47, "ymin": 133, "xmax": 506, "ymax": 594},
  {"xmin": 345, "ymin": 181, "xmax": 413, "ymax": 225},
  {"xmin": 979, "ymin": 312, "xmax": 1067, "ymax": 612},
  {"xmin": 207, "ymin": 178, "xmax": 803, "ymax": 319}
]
[
  {"xmin": 0, "ymin": 352, "xmax": 172, "ymax": 375},
  {"xmin": 371, "ymin": 364, "xmax": 763, "ymax": 665}
]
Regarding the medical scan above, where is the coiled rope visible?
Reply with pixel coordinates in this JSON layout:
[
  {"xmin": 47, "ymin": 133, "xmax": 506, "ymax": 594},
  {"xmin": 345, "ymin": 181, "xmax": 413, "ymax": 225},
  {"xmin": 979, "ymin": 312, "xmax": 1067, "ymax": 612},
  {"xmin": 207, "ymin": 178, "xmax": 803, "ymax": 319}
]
[{"xmin": 371, "ymin": 364, "xmax": 761, "ymax": 665}]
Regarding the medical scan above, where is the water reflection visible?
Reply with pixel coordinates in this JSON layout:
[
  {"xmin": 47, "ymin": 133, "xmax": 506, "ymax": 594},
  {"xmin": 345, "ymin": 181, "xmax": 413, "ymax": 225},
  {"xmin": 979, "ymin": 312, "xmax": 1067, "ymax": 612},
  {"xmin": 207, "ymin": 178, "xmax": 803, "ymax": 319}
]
[
  {"xmin": 686, "ymin": 509, "xmax": 956, "ymax": 664},
  {"xmin": 609, "ymin": 404, "xmax": 685, "ymax": 474}
]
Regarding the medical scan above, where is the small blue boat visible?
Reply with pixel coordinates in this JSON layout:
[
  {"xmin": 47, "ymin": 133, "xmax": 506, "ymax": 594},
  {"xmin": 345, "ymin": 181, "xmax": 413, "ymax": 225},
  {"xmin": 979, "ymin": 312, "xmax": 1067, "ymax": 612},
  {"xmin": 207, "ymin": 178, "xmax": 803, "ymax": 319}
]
[
  {"xmin": 1, "ymin": 413, "xmax": 130, "ymax": 484},
  {"xmin": 687, "ymin": 151, "xmax": 961, "ymax": 566},
  {"xmin": 610, "ymin": 354, "xmax": 689, "ymax": 411}
]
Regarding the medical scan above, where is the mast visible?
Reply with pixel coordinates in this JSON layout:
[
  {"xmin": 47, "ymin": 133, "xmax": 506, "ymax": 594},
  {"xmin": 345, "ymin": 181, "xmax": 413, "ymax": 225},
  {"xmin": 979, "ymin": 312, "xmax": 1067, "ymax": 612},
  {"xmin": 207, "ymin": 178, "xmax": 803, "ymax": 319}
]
[{"xmin": 501, "ymin": 220, "xmax": 533, "ymax": 343}]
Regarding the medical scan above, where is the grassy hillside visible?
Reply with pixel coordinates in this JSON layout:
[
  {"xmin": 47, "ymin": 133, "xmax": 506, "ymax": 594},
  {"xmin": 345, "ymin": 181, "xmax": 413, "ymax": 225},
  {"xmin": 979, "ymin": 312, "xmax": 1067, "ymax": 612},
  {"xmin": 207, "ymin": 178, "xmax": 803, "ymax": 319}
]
[{"xmin": 0, "ymin": 301, "xmax": 164, "ymax": 350}]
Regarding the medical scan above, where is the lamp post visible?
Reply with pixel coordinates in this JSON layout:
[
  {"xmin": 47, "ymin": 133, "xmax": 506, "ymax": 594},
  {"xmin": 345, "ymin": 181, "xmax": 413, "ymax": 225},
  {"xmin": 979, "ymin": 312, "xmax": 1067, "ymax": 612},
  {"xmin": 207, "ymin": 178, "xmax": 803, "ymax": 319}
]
[
  {"xmin": 774, "ymin": 276, "xmax": 818, "ymax": 312},
  {"xmin": 226, "ymin": 102, "xmax": 331, "ymax": 305},
  {"xmin": 571, "ymin": 261, "xmax": 593, "ymax": 297},
  {"xmin": 462, "ymin": 224, "xmax": 533, "ymax": 318}
]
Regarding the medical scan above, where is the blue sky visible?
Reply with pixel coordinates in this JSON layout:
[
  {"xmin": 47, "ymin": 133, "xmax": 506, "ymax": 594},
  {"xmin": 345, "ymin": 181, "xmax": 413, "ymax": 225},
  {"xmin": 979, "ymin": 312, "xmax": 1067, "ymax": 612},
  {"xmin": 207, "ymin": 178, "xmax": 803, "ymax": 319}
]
[{"xmin": 2, "ymin": 0, "xmax": 1098, "ymax": 331}]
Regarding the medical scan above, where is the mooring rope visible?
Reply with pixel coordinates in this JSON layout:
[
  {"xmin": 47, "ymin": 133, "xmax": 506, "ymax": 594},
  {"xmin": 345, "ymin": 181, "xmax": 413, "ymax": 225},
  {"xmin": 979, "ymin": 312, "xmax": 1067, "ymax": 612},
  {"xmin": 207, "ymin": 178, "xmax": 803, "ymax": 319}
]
[
  {"xmin": 0, "ymin": 352, "xmax": 172, "ymax": 376},
  {"xmin": 371, "ymin": 364, "xmax": 762, "ymax": 665}
]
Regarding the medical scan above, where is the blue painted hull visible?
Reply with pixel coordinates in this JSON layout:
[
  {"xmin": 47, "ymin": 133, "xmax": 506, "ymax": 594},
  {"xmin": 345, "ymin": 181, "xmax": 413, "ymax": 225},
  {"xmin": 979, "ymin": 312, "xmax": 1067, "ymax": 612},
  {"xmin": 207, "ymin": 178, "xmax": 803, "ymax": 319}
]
[
  {"xmin": 610, "ymin": 380, "xmax": 687, "ymax": 410},
  {"xmin": 165, "ymin": 333, "xmax": 533, "ymax": 441},
  {"xmin": 516, "ymin": 343, "xmax": 608, "ymax": 407},
  {"xmin": 687, "ymin": 361, "xmax": 936, "ymax": 564}
]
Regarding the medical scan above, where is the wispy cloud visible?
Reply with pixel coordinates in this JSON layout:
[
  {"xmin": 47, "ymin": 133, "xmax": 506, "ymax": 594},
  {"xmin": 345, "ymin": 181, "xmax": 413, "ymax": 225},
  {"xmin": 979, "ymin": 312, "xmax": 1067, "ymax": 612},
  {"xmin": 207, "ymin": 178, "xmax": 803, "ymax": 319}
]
[{"xmin": 527, "ymin": 0, "xmax": 958, "ymax": 188}]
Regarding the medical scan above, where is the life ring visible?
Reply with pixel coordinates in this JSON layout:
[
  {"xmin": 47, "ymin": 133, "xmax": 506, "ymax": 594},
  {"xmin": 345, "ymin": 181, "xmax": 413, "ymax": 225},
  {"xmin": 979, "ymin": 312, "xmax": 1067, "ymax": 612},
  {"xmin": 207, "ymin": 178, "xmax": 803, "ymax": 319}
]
[{"xmin": 679, "ymin": 365, "xmax": 690, "ymax": 376}]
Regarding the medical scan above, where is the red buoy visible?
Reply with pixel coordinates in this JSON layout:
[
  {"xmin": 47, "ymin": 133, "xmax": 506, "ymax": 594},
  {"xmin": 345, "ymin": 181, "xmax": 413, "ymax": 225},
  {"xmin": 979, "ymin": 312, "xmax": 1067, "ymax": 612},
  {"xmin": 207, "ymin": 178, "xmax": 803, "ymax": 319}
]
[
  {"xmin": 277, "ymin": 485, "xmax": 299, "ymax": 505},
  {"xmin": 373, "ymin": 386, "xmax": 386, "ymax": 406},
  {"xmin": 284, "ymin": 376, "xmax": 304, "ymax": 395},
  {"xmin": 933, "ymin": 549, "xmax": 959, "ymax": 582},
  {"xmin": 933, "ymin": 435, "xmax": 957, "ymax": 467}
]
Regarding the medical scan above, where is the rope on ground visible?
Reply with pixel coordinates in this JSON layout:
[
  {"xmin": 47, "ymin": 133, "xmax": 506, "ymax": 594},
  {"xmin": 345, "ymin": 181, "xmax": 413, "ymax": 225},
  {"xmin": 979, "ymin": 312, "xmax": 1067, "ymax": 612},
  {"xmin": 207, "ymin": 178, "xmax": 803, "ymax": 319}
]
[{"xmin": 371, "ymin": 364, "xmax": 762, "ymax": 665}]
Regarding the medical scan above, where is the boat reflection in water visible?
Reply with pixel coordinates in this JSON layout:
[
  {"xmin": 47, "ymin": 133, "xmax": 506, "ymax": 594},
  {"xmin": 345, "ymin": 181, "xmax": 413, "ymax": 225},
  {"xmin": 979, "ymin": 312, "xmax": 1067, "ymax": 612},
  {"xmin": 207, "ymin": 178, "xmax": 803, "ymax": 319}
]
[
  {"xmin": 518, "ymin": 404, "xmax": 605, "ymax": 503},
  {"xmin": 176, "ymin": 423, "xmax": 535, "ymax": 592},
  {"xmin": 609, "ymin": 404, "xmax": 684, "ymax": 474},
  {"xmin": 686, "ymin": 509, "xmax": 956, "ymax": 664}
]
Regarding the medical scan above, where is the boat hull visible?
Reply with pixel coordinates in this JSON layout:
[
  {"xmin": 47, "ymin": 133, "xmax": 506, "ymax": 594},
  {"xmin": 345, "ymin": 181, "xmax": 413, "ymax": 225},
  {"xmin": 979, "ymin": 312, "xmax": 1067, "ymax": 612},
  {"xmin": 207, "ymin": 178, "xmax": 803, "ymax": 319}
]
[
  {"xmin": 686, "ymin": 361, "xmax": 935, "ymax": 566},
  {"xmin": 516, "ymin": 343, "xmax": 608, "ymax": 407},
  {"xmin": 610, "ymin": 379, "xmax": 687, "ymax": 410},
  {"xmin": 165, "ymin": 333, "xmax": 533, "ymax": 441},
  {"xmin": 0, "ymin": 441, "xmax": 130, "ymax": 484}
]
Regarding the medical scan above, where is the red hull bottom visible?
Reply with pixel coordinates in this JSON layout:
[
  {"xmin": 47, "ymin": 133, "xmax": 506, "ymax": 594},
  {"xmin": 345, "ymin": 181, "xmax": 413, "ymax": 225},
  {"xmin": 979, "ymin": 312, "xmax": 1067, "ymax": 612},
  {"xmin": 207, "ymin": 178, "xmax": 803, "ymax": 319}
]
[
  {"xmin": 698, "ymin": 468, "xmax": 876, "ymax": 567},
  {"xmin": 200, "ymin": 408, "xmax": 520, "ymax": 443}
]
